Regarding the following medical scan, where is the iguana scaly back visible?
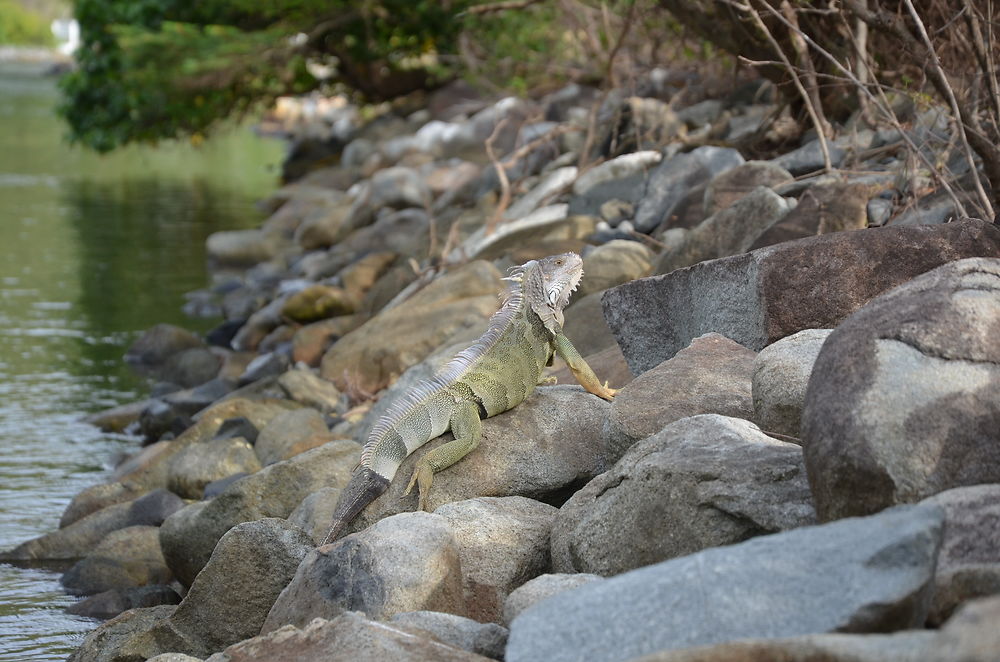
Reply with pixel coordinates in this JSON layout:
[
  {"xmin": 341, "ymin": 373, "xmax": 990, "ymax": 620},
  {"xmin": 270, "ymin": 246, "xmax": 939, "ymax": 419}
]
[{"xmin": 322, "ymin": 252, "xmax": 615, "ymax": 544}]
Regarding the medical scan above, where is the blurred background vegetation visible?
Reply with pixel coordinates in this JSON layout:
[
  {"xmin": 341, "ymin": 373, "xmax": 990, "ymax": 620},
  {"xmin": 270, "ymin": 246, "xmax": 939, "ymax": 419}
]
[{"xmin": 2, "ymin": 0, "xmax": 997, "ymax": 214}]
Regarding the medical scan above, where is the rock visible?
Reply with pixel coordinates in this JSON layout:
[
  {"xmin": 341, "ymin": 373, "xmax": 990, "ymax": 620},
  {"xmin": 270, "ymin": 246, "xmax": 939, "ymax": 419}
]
[
  {"xmin": 292, "ymin": 314, "xmax": 367, "ymax": 367},
  {"xmin": 128, "ymin": 519, "xmax": 313, "ymax": 660},
  {"xmin": 502, "ymin": 573, "xmax": 603, "ymax": 626},
  {"xmin": 292, "ymin": 198, "xmax": 354, "ymax": 250},
  {"xmin": 61, "ymin": 525, "xmax": 172, "ymax": 595},
  {"xmin": 320, "ymin": 261, "xmax": 502, "ymax": 394},
  {"xmin": 390, "ymin": 611, "xmax": 508, "ymax": 659},
  {"xmin": 628, "ymin": 631, "xmax": 935, "ymax": 662},
  {"xmin": 802, "ymin": 257, "xmax": 1000, "ymax": 521},
  {"xmin": 572, "ymin": 151, "xmax": 663, "ymax": 196},
  {"xmin": 287, "ymin": 487, "xmax": 343, "ymax": 544},
  {"xmin": 561, "ymin": 291, "xmax": 619, "ymax": 357},
  {"xmin": 67, "ymin": 585, "xmax": 182, "ymax": 620},
  {"xmin": 125, "ymin": 324, "xmax": 206, "ymax": 366},
  {"xmin": 277, "ymin": 367, "xmax": 343, "ymax": 414},
  {"xmin": 506, "ymin": 166, "xmax": 578, "ymax": 220},
  {"xmin": 604, "ymin": 218, "xmax": 1000, "ymax": 375},
  {"xmin": 750, "ymin": 180, "xmax": 870, "ymax": 249},
  {"xmin": 434, "ymin": 497, "xmax": 558, "ymax": 623},
  {"xmin": 347, "ymin": 386, "xmax": 611, "ymax": 534},
  {"xmin": 83, "ymin": 398, "xmax": 154, "ymax": 434},
  {"xmin": 158, "ymin": 347, "xmax": 223, "ymax": 388},
  {"xmin": 926, "ymin": 595, "xmax": 1000, "ymax": 662},
  {"xmin": 207, "ymin": 612, "xmax": 491, "ymax": 662},
  {"xmin": 604, "ymin": 334, "xmax": 755, "ymax": 463},
  {"xmin": 254, "ymin": 407, "xmax": 331, "ymax": 465},
  {"xmin": 159, "ymin": 439, "xmax": 359, "ymax": 586},
  {"xmin": 769, "ymin": 138, "xmax": 846, "ymax": 175},
  {"xmin": 167, "ymin": 437, "xmax": 263, "ymax": 499},
  {"xmin": 206, "ymin": 229, "xmax": 288, "ymax": 268},
  {"xmin": 546, "ymin": 343, "xmax": 633, "ymax": 393},
  {"xmin": 656, "ymin": 186, "xmax": 791, "ymax": 274},
  {"xmin": 506, "ymin": 504, "xmax": 943, "ymax": 662},
  {"xmin": 148, "ymin": 654, "xmax": 204, "ymax": 662},
  {"xmin": 578, "ymin": 240, "xmax": 654, "ymax": 297},
  {"xmin": 456, "ymin": 206, "xmax": 593, "ymax": 262},
  {"xmin": 1, "ymin": 489, "xmax": 181, "ymax": 562},
  {"xmin": 281, "ymin": 284, "xmax": 355, "ymax": 323},
  {"xmin": 67, "ymin": 604, "xmax": 176, "ymax": 662},
  {"xmin": 923, "ymin": 485, "xmax": 1000, "ymax": 625},
  {"xmin": 702, "ymin": 161, "xmax": 794, "ymax": 216},
  {"xmin": 553, "ymin": 415, "xmax": 815, "ymax": 576},
  {"xmin": 751, "ymin": 329, "xmax": 832, "ymax": 438},
  {"xmin": 113, "ymin": 398, "xmax": 301, "ymax": 496},
  {"xmin": 263, "ymin": 512, "xmax": 464, "ymax": 630},
  {"xmin": 59, "ymin": 482, "xmax": 148, "ymax": 529},
  {"xmin": 232, "ymin": 296, "xmax": 286, "ymax": 352},
  {"xmin": 213, "ymin": 416, "xmax": 259, "ymax": 444},
  {"xmin": 634, "ymin": 146, "xmax": 744, "ymax": 233},
  {"xmin": 677, "ymin": 99, "xmax": 723, "ymax": 128}
]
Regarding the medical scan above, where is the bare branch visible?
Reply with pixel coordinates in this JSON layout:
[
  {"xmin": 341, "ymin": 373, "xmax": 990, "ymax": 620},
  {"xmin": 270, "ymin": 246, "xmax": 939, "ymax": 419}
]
[
  {"xmin": 901, "ymin": 0, "xmax": 994, "ymax": 219},
  {"xmin": 484, "ymin": 118, "xmax": 512, "ymax": 237}
]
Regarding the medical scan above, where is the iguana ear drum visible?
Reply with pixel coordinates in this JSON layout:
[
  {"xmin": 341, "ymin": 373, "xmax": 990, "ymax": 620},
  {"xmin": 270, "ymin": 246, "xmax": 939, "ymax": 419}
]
[{"xmin": 322, "ymin": 467, "xmax": 391, "ymax": 545}]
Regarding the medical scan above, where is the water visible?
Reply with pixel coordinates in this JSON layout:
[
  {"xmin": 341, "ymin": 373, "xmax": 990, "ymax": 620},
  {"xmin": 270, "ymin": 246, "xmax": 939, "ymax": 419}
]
[{"xmin": 0, "ymin": 60, "xmax": 284, "ymax": 661}]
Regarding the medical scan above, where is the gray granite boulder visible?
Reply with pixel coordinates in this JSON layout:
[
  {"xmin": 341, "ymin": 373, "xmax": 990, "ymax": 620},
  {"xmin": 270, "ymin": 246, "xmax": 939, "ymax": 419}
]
[
  {"xmin": 166, "ymin": 436, "xmax": 262, "ymax": 499},
  {"xmin": 61, "ymin": 525, "xmax": 171, "ymax": 596},
  {"xmin": 127, "ymin": 518, "xmax": 313, "ymax": 659},
  {"xmin": 702, "ymin": 161, "xmax": 794, "ymax": 216},
  {"xmin": 802, "ymin": 258, "xmax": 1000, "ymax": 521},
  {"xmin": 922, "ymin": 484, "xmax": 1000, "ymax": 625},
  {"xmin": 603, "ymin": 218, "xmax": 1000, "ymax": 375},
  {"xmin": 604, "ymin": 333, "xmax": 755, "ymax": 463},
  {"xmin": 553, "ymin": 415, "xmax": 815, "ymax": 576},
  {"xmin": 262, "ymin": 511, "xmax": 465, "ymax": 630},
  {"xmin": 507, "ymin": 504, "xmax": 943, "ymax": 662},
  {"xmin": 159, "ymin": 439, "xmax": 359, "ymax": 586},
  {"xmin": 390, "ymin": 611, "xmax": 508, "ymax": 659},
  {"xmin": 502, "ymin": 573, "xmax": 603, "ymax": 626},
  {"xmin": 656, "ymin": 186, "xmax": 791, "ymax": 274},
  {"xmin": 751, "ymin": 328, "xmax": 832, "ymax": 438},
  {"xmin": 254, "ymin": 407, "xmax": 331, "ymax": 465},
  {"xmin": 634, "ymin": 146, "xmax": 744, "ymax": 233},
  {"xmin": 207, "ymin": 611, "xmax": 491, "ymax": 662},
  {"xmin": 67, "ymin": 604, "xmax": 176, "ymax": 662}
]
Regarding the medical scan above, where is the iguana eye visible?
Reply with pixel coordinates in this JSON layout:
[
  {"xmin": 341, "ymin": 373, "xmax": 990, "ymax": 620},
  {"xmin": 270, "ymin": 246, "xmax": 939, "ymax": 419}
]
[{"xmin": 555, "ymin": 258, "xmax": 563, "ymax": 265}]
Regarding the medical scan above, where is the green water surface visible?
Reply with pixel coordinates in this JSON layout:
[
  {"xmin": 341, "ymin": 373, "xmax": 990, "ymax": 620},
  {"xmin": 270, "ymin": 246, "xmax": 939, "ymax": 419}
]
[{"xmin": 0, "ymin": 59, "xmax": 284, "ymax": 661}]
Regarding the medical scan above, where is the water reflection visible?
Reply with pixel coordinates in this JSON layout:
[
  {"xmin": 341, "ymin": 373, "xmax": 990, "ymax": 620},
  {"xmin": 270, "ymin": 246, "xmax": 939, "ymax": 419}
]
[{"xmin": 0, "ymin": 60, "xmax": 283, "ymax": 660}]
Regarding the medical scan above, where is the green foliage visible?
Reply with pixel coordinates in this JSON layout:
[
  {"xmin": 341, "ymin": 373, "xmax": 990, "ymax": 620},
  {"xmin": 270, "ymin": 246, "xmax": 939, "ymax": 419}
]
[
  {"xmin": 0, "ymin": 0, "xmax": 55, "ymax": 45},
  {"xmin": 60, "ymin": 0, "xmax": 475, "ymax": 152}
]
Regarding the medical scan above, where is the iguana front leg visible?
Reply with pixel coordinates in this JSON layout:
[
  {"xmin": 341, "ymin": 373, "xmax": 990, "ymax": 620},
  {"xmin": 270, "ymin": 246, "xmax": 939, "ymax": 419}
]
[
  {"xmin": 404, "ymin": 400, "xmax": 482, "ymax": 511},
  {"xmin": 553, "ymin": 333, "xmax": 617, "ymax": 401}
]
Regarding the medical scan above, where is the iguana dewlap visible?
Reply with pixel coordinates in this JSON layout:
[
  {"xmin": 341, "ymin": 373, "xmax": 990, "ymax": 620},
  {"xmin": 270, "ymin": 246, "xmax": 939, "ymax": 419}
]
[{"xmin": 322, "ymin": 252, "xmax": 615, "ymax": 545}]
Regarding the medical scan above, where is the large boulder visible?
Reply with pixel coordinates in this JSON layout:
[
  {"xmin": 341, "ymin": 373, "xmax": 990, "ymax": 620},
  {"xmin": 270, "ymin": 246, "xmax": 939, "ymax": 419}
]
[
  {"xmin": 507, "ymin": 504, "xmax": 943, "ymax": 662},
  {"xmin": 603, "ymin": 219, "xmax": 1000, "ymax": 375},
  {"xmin": 166, "ymin": 436, "xmax": 262, "ymax": 499},
  {"xmin": 552, "ymin": 415, "xmax": 815, "ymax": 576},
  {"xmin": 749, "ymin": 180, "xmax": 870, "ymax": 249},
  {"xmin": 656, "ymin": 186, "xmax": 791, "ymax": 274},
  {"xmin": 61, "ymin": 525, "xmax": 172, "ymax": 596},
  {"xmin": 263, "ymin": 511, "xmax": 465, "ymax": 630},
  {"xmin": 751, "ymin": 328, "xmax": 832, "ymax": 438},
  {"xmin": 207, "ymin": 611, "xmax": 491, "ymax": 662},
  {"xmin": 127, "ymin": 519, "xmax": 313, "ymax": 659},
  {"xmin": 604, "ymin": 333, "xmax": 755, "ymax": 463},
  {"xmin": 320, "ymin": 260, "xmax": 502, "ymax": 394},
  {"xmin": 160, "ymin": 439, "xmax": 359, "ymax": 586},
  {"xmin": 346, "ymin": 386, "xmax": 611, "ymax": 534},
  {"xmin": 68, "ymin": 605, "xmax": 176, "ymax": 662},
  {"xmin": 802, "ymin": 257, "xmax": 1000, "ymax": 521},
  {"xmin": 266, "ymin": 497, "xmax": 556, "ymax": 629},
  {"xmin": 923, "ymin": 485, "xmax": 1000, "ymax": 625},
  {"xmin": 253, "ymin": 407, "xmax": 332, "ymax": 465}
]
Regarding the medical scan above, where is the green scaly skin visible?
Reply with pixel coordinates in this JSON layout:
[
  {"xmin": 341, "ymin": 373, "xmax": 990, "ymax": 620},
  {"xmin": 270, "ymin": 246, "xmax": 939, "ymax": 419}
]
[{"xmin": 322, "ymin": 253, "xmax": 616, "ymax": 545}]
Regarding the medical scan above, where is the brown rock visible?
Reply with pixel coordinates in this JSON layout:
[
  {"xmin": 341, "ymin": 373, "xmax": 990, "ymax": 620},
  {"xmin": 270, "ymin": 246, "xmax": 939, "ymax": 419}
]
[
  {"xmin": 751, "ymin": 180, "xmax": 870, "ymax": 249},
  {"xmin": 292, "ymin": 314, "xmax": 368, "ymax": 367},
  {"xmin": 605, "ymin": 333, "xmax": 756, "ymax": 463},
  {"xmin": 605, "ymin": 218, "xmax": 1000, "ymax": 375},
  {"xmin": 282, "ymin": 285, "xmax": 355, "ymax": 323}
]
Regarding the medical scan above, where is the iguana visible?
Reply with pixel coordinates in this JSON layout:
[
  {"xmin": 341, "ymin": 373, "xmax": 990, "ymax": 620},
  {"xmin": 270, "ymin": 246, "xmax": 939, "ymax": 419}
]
[{"xmin": 322, "ymin": 252, "xmax": 616, "ymax": 545}]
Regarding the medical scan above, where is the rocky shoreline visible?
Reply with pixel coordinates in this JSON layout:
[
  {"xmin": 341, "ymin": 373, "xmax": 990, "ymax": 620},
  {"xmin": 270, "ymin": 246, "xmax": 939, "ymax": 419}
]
[{"xmin": 3, "ymin": 73, "xmax": 999, "ymax": 661}]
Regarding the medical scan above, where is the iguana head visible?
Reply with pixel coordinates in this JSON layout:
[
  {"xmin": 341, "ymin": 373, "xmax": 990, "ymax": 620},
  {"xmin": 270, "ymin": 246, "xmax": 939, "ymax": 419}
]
[{"xmin": 509, "ymin": 252, "xmax": 583, "ymax": 334}]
